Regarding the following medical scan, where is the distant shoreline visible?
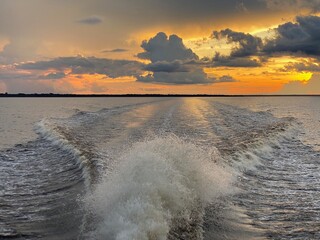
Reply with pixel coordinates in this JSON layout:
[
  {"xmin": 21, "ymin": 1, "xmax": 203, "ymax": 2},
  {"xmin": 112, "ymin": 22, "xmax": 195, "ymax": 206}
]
[{"xmin": 0, "ymin": 93, "xmax": 320, "ymax": 97}]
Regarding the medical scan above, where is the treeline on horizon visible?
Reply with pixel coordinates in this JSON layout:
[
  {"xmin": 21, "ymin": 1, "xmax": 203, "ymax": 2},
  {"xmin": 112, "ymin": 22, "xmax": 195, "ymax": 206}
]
[{"xmin": 0, "ymin": 93, "xmax": 319, "ymax": 97}]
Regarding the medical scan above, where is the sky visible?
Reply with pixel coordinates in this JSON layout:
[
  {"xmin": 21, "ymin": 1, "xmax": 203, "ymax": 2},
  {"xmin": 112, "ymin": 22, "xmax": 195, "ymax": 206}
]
[{"xmin": 1, "ymin": 0, "xmax": 320, "ymax": 94}]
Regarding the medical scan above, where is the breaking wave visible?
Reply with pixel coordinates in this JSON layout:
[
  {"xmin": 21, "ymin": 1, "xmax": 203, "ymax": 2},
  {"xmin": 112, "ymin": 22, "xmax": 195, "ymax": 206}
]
[{"xmin": 34, "ymin": 118, "xmax": 92, "ymax": 188}]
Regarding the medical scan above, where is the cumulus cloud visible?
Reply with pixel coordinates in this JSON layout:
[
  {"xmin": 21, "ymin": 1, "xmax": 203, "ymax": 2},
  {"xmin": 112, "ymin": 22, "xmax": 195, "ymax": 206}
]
[
  {"xmin": 18, "ymin": 56, "xmax": 143, "ymax": 78},
  {"xmin": 136, "ymin": 32, "xmax": 223, "ymax": 84},
  {"xmin": 209, "ymin": 15, "xmax": 320, "ymax": 67},
  {"xmin": 280, "ymin": 74, "xmax": 320, "ymax": 94},
  {"xmin": 264, "ymin": 15, "xmax": 320, "ymax": 55},
  {"xmin": 209, "ymin": 29, "xmax": 264, "ymax": 67},
  {"xmin": 212, "ymin": 29, "xmax": 263, "ymax": 57},
  {"xmin": 137, "ymin": 32, "xmax": 198, "ymax": 62},
  {"xmin": 77, "ymin": 16, "xmax": 103, "ymax": 25}
]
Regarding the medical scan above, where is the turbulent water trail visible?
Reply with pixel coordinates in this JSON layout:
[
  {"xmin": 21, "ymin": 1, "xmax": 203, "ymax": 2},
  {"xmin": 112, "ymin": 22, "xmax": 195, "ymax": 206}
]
[
  {"xmin": 0, "ymin": 98, "xmax": 319, "ymax": 239},
  {"xmin": 84, "ymin": 137, "xmax": 233, "ymax": 240}
]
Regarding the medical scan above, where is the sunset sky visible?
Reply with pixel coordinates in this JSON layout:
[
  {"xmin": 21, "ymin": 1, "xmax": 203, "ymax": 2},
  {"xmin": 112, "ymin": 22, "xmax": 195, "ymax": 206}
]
[{"xmin": 1, "ymin": 0, "xmax": 320, "ymax": 94}]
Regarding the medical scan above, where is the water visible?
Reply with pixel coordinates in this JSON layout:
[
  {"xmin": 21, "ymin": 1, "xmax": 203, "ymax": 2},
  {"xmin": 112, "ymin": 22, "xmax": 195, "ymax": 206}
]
[{"xmin": 0, "ymin": 97, "xmax": 319, "ymax": 239}]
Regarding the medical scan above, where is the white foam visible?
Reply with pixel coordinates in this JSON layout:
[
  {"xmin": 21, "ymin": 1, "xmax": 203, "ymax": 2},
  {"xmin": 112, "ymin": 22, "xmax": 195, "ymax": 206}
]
[{"xmin": 84, "ymin": 136, "xmax": 234, "ymax": 240}]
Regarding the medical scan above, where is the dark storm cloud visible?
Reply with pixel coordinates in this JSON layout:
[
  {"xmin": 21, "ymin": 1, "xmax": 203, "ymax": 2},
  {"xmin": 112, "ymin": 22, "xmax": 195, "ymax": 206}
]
[
  {"xmin": 264, "ymin": 16, "xmax": 320, "ymax": 55},
  {"xmin": 212, "ymin": 29, "xmax": 263, "ymax": 57},
  {"xmin": 77, "ymin": 16, "xmax": 103, "ymax": 25},
  {"xmin": 137, "ymin": 32, "xmax": 198, "ymax": 62},
  {"xmin": 18, "ymin": 56, "xmax": 143, "ymax": 78}
]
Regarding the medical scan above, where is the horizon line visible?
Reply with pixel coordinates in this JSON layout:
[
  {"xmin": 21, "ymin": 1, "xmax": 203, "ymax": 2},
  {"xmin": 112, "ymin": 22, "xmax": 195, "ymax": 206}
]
[{"xmin": 0, "ymin": 93, "xmax": 320, "ymax": 97}]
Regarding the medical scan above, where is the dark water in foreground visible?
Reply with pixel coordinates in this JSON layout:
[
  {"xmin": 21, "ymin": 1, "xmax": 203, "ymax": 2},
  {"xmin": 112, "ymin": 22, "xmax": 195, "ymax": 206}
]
[{"xmin": 0, "ymin": 97, "xmax": 320, "ymax": 239}]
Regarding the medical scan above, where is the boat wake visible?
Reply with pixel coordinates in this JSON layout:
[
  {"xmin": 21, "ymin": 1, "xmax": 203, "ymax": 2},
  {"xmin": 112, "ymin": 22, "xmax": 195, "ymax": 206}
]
[
  {"xmin": 1, "ymin": 98, "xmax": 319, "ymax": 240},
  {"xmin": 83, "ymin": 136, "xmax": 234, "ymax": 240}
]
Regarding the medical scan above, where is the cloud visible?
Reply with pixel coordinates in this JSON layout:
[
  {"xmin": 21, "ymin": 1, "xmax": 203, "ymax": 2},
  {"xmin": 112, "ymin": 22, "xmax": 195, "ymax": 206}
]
[
  {"xmin": 144, "ymin": 60, "xmax": 190, "ymax": 73},
  {"xmin": 101, "ymin": 48, "xmax": 128, "ymax": 53},
  {"xmin": 88, "ymin": 0, "xmax": 270, "ymax": 30},
  {"xmin": 18, "ymin": 56, "xmax": 143, "ymax": 78},
  {"xmin": 137, "ymin": 32, "xmax": 223, "ymax": 84},
  {"xmin": 284, "ymin": 60, "xmax": 320, "ymax": 72},
  {"xmin": 137, "ymin": 72, "xmax": 208, "ymax": 85},
  {"xmin": 211, "ymin": 52, "xmax": 262, "ymax": 67},
  {"xmin": 137, "ymin": 32, "xmax": 198, "ymax": 62},
  {"xmin": 209, "ymin": 28, "xmax": 264, "ymax": 67},
  {"xmin": 0, "ymin": 69, "xmax": 56, "ymax": 93},
  {"xmin": 264, "ymin": 15, "xmax": 320, "ymax": 55},
  {"xmin": 41, "ymin": 72, "xmax": 66, "ymax": 79},
  {"xmin": 218, "ymin": 75, "xmax": 238, "ymax": 83},
  {"xmin": 280, "ymin": 74, "xmax": 320, "ymax": 94},
  {"xmin": 265, "ymin": 0, "xmax": 320, "ymax": 12},
  {"xmin": 0, "ymin": 71, "xmax": 34, "ymax": 80},
  {"xmin": 77, "ymin": 16, "xmax": 103, "ymax": 25},
  {"xmin": 18, "ymin": 56, "xmax": 96, "ymax": 70},
  {"xmin": 209, "ymin": 15, "xmax": 320, "ymax": 64},
  {"xmin": 0, "ymin": 0, "xmax": 309, "ymax": 68},
  {"xmin": 212, "ymin": 28, "xmax": 263, "ymax": 57},
  {"xmin": 137, "ymin": 71, "xmax": 236, "ymax": 85}
]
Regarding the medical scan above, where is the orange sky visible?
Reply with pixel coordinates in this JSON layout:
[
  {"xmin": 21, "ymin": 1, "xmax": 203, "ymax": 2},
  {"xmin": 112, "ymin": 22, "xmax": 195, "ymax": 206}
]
[{"xmin": 0, "ymin": 0, "xmax": 320, "ymax": 94}]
